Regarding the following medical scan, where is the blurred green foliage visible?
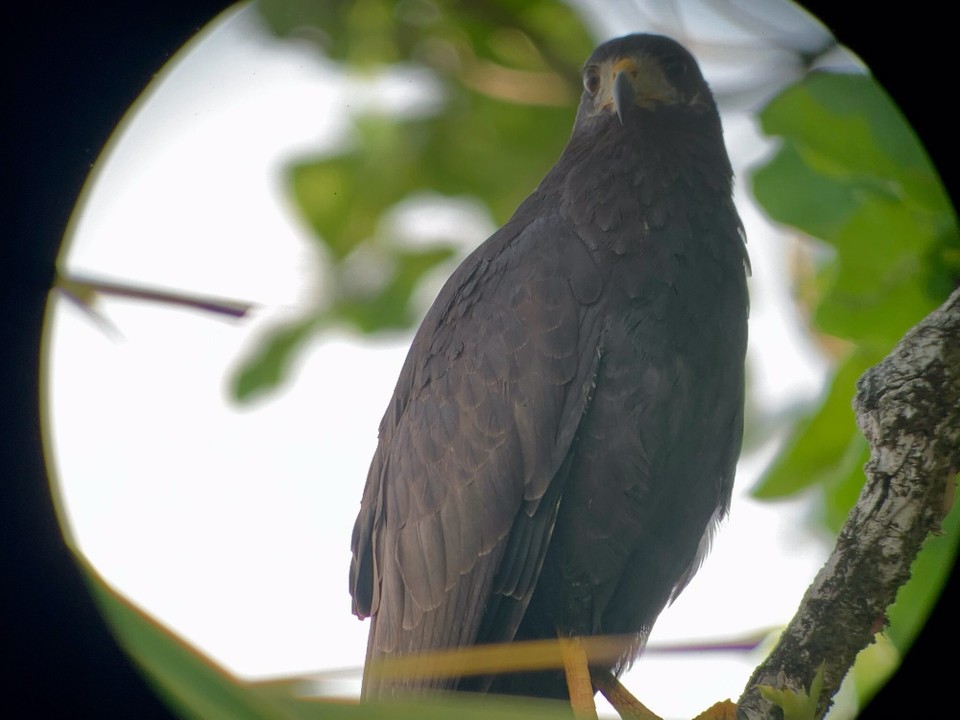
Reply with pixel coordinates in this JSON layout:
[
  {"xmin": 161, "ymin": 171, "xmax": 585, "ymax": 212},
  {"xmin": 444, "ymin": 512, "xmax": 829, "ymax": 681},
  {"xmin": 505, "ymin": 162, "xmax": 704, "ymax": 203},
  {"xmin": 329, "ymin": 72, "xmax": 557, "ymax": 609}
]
[
  {"xmin": 233, "ymin": 0, "xmax": 593, "ymax": 401},
  {"xmin": 750, "ymin": 70, "xmax": 958, "ymax": 521},
  {"xmin": 752, "ymin": 72, "xmax": 958, "ymax": 359}
]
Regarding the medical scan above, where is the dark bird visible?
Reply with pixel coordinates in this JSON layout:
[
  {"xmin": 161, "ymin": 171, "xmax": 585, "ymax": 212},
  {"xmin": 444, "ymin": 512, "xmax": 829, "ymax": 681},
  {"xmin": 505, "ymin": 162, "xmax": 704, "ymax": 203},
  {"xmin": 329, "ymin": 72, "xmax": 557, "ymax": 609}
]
[{"xmin": 349, "ymin": 33, "xmax": 749, "ymax": 703}]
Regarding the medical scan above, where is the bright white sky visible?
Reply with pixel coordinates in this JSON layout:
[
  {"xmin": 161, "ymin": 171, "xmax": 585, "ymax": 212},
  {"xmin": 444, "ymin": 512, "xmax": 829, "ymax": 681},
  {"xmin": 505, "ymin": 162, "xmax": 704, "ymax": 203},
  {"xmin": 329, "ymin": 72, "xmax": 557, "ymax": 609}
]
[{"xmin": 44, "ymin": 3, "xmax": 837, "ymax": 717}]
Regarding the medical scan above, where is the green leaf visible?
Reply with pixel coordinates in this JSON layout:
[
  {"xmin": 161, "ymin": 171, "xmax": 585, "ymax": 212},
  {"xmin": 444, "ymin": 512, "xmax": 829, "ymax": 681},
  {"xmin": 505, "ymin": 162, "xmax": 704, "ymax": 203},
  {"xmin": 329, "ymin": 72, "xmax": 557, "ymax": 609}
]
[
  {"xmin": 752, "ymin": 354, "xmax": 869, "ymax": 500},
  {"xmin": 290, "ymin": 118, "xmax": 422, "ymax": 261},
  {"xmin": 78, "ymin": 557, "xmax": 309, "ymax": 719},
  {"xmin": 753, "ymin": 71, "xmax": 958, "ymax": 355},
  {"xmin": 752, "ymin": 142, "xmax": 862, "ymax": 242},
  {"xmin": 231, "ymin": 315, "xmax": 323, "ymax": 402},
  {"xmin": 818, "ymin": 438, "xmax": 870, "ymax": 534},
  {"xmin": 758, "ymin": 72, "xmax": 950, "ymax": 212},
  {"xmin": 813, "ymin": 193, "xmax": 946, "ymax": 352},
  {"xmin": 758, "ymin": 663, "xmax": 824, "ymax": 720},
  {"xmin": 848, "ymin": 635, "xmax": 899, "ymax": 713},
  {"xmin": 884, "ymin": 489, "xmax": 960, "ymax": 651}
]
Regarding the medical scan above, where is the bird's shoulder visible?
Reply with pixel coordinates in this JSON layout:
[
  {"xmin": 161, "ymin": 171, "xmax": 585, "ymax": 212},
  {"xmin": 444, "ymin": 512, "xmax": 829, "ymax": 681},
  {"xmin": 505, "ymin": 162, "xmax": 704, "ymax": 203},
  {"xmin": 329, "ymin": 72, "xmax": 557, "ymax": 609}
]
[{"xmin": 380, "ymin": 200, "xmax": 603, "ymax": 430}]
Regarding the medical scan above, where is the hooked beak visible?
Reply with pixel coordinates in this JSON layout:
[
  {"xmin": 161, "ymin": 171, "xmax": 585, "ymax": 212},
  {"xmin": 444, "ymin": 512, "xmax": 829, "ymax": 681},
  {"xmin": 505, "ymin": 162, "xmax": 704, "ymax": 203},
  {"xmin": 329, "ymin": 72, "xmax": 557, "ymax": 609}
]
[
  {"xmin": 606, "ymin": 55, "xmax": 680, "ymax": 122},
  {"xmin": 613, "ymin": 69, "xmax": 633, "ymax": 125}
]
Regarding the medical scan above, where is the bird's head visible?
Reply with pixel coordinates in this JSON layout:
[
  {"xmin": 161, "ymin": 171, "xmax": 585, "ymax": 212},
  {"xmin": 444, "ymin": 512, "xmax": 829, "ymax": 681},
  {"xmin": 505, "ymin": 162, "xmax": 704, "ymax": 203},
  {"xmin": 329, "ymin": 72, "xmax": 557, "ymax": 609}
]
[{"xmin": 575, "ymin": 34, "xmax": 715, "ymax": 128}]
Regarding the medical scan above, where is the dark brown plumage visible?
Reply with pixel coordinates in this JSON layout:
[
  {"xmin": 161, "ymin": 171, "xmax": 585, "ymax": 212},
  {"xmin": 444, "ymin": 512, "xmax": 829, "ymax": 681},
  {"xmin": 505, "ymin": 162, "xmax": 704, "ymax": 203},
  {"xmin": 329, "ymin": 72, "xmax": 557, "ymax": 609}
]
[{"xmin": 350, "ymin": 33, "xmax": 749, "ymax": 700}]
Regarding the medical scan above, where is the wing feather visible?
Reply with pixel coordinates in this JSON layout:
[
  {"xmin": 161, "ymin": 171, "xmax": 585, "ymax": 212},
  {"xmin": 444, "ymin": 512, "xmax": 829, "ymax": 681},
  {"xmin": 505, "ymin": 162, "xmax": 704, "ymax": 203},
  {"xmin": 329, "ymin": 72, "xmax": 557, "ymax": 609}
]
[{"xmin": 350, "ymin": 212, "xmax": 603, "ymax": 698}]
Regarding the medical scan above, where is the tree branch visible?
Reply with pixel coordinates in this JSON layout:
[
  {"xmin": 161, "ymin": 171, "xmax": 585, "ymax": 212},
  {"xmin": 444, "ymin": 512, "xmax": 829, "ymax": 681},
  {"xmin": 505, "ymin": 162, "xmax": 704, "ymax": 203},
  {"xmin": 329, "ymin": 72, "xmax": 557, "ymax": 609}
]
[{"xmin": 737, "ymin": 287, "xmax": 960, "ymax": 720}]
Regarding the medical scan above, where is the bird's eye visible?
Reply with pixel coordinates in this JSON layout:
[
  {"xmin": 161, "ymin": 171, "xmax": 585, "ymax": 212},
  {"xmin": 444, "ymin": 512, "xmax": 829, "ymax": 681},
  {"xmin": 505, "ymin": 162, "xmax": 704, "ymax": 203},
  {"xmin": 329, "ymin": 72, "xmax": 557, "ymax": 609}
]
[
  {"xmin": 583, "ymin": 66, "xmax": 601, "ymax": 95},
  {"xmin": 663, "ymin": 57, "xmax": 687, "ymax": 79}
]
